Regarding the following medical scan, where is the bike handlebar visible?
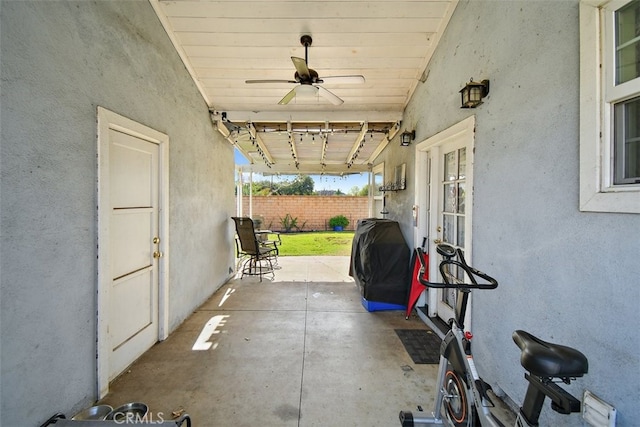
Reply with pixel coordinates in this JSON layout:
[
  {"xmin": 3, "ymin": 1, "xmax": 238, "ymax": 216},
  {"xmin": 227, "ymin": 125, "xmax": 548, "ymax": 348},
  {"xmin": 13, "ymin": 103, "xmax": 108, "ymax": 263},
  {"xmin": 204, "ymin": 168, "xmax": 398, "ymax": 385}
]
[{"xmin": 415, "ymin": 244, "xmax": 498, "ymax": 290}]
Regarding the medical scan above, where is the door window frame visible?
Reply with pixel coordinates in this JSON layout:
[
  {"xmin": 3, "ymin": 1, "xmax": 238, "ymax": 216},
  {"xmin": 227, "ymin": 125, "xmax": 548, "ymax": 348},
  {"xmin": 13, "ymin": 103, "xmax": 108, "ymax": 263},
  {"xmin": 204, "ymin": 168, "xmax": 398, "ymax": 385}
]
[
  {"xmin": 370, "ymin": 162, "xmax": 385, "ymax": 218},
  {"xmin": 580, "ymin": 0, "xmax": 640, "ymax": 213}
]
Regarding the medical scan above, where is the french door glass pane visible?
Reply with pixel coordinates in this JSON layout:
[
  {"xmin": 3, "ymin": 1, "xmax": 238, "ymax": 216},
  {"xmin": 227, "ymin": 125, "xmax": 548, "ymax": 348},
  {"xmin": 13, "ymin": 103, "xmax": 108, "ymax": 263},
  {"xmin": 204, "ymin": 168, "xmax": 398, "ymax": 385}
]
[
  {"xmin": 443, "ymin": 214, "xmax": 454, "ymax": 244},
  {"xmin": 615, "ymin": 0, "xmax": 640, "ymax": 85},
  {"xmin": 458, "ymin": 148, "xmax": 467, "ymax": 179},
  {"xmin": 614, "ymin": 96, "xmax": 640, "ymax": 183},
  {"xmin": 457, "ymin": 183, "xmax": 466, "ymax": 214},
  {"xmin": 444, "ymin": 183, "xmax": 456, "ymax": 213},
  {"xmin": 444, "ymin": 151, "xmax": 456, "ymax": 181},
  {"xmin": 457, "ymin": 216, "xmax": 465, "ymax": 247},
  {"xmin": 442, "ymin": 262, "xmax": 463, "ymax": 308},
  {"xmin": 444, "ymin": 288, "xmax": 456, "ymax": 309}
]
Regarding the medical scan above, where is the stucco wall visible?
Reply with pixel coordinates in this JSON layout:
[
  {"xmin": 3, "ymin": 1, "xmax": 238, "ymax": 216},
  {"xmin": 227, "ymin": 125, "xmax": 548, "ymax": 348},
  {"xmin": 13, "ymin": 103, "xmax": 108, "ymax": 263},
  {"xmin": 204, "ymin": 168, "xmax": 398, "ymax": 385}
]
[
  {"xmin": 380, "ymin": 1, "xmax": 639, "ymax": 425},
  {"xmin": 0, "ymin": 2, "xmax": 234, "ymax": 425}
]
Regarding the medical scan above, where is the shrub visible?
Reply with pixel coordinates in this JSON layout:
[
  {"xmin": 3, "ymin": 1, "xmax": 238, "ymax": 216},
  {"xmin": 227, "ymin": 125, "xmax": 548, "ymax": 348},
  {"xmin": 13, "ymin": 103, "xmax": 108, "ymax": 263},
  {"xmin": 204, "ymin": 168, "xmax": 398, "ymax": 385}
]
[
  {"xmin": 328, "ymin": 215, "xmax": 349, "ymax": 228},
  {"xmin": 280, "ymin": 213, "xmax": 306, "ymax": 232}
]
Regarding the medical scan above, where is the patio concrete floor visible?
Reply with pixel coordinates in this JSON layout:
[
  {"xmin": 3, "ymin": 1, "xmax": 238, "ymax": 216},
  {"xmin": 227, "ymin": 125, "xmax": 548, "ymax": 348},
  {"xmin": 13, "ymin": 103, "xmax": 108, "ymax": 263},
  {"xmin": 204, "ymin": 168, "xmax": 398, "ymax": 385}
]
[{"xmin": 98, "ymin": 256, "xmax": 515, "ymax": 426}]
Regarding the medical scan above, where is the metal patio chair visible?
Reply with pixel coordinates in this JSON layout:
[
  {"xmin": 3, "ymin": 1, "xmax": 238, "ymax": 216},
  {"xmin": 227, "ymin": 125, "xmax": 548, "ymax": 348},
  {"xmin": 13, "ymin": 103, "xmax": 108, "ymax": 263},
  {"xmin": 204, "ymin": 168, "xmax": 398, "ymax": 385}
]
[
  {"xmin": 251, "ymin": 215, "xmax": 282, "ymax": 258},
  {"xmin": 231, "ymin": 217, "xmax": 276, "ymax": 281}
]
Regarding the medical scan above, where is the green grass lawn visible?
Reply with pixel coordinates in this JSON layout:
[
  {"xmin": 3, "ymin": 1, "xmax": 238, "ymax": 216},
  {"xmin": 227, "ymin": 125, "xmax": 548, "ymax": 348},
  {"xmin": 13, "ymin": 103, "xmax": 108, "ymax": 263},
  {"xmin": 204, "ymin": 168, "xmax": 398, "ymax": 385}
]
[{"xmin": 278, "ymin": 231, "xmax": 354, "ymax": 256}]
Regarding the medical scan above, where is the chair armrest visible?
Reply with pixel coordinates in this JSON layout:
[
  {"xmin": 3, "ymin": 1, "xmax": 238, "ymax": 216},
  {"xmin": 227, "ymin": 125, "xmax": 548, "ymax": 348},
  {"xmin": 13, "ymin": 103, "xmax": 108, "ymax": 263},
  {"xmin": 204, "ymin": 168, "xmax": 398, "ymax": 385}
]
[{"xmin": 271, "ymin": 232, "xmax": 282, "ymax": 245}]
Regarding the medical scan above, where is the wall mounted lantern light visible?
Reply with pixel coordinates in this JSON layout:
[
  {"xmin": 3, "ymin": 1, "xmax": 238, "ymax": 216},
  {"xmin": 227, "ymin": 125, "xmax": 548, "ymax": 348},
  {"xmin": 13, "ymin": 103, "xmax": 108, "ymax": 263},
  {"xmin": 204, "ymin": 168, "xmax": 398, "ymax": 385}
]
[
  {"xmin": 460, "ymin": 79, "xmax": 490, "ymax": 108},
  {"xmin": 400, "ymin": 130, "xmax": 415, "ymax": 146}
]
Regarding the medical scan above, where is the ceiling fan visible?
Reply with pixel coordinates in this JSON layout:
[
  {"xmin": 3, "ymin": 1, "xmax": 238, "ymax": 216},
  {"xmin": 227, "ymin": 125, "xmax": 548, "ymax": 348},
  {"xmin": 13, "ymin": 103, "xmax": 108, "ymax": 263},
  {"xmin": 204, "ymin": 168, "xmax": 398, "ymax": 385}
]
[{"xmin": 245, "ymin": 35, "xmax": 365, "ymax": 106}]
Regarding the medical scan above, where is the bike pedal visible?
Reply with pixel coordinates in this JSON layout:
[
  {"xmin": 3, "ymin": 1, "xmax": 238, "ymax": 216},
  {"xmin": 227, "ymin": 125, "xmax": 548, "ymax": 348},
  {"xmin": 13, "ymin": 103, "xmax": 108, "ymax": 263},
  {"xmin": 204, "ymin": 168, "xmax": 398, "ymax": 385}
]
[{"xmin": 475, "ymin": 379, "xmax": 495, "ymax": 407}]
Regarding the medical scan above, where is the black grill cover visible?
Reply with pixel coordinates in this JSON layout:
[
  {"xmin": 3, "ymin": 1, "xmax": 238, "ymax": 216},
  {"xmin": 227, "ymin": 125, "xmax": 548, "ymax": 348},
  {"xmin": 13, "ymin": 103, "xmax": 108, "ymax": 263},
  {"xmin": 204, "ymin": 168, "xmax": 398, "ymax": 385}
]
[{"xmin": 349, "ymin": 219, "xmax": 410, "ymax": 305}]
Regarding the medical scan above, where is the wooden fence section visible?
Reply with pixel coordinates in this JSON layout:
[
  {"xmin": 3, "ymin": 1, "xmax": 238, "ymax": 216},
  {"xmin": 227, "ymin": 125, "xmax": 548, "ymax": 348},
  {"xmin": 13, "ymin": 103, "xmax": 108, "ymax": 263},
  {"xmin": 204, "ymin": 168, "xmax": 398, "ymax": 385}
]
[{"xmin": 241, "ymin": 195, "xmax": 369, "ymax": 231}]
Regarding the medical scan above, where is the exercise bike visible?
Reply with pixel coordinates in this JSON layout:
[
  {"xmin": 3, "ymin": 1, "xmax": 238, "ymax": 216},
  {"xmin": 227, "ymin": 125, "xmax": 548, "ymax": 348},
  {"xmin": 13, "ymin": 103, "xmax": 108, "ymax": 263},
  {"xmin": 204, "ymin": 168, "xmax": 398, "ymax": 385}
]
[{"xmin": 399, "ymin": 244, "xmax": 588, "ymax": 427}]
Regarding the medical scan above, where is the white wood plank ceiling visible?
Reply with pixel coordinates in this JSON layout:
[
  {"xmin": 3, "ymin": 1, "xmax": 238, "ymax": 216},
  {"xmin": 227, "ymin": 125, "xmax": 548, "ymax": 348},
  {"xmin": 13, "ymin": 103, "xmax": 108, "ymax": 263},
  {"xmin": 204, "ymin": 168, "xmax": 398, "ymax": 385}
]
[{"xmin": 151, "ymin": 0, "xmax": 458, "ymax": 174}]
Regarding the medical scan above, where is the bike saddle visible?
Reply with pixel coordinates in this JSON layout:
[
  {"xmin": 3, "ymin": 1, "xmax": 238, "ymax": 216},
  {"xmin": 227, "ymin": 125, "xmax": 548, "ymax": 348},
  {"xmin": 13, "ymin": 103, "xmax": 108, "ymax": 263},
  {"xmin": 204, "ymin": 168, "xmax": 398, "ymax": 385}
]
[{"xmin": 512, "ymin": 330, "xmax": 588, "ymax": 378}]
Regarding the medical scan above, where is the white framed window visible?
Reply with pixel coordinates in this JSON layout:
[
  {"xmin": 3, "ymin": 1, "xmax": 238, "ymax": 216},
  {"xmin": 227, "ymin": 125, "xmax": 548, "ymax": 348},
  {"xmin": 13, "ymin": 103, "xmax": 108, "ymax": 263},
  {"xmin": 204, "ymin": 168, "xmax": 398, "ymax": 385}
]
[{"xmin": 580, "ymin": 0, "xmax": 640, "ymax": 213}]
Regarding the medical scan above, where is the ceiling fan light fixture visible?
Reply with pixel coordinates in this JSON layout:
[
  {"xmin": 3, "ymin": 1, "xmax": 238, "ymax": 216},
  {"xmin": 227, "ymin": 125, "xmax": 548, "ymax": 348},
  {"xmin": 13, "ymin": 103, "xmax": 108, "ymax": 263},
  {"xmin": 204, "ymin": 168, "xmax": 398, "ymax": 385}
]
[
  {"xmin": 294, "ymin": 84, "xmax": 318, "ymax": 98},
  {"xmin": 246, "ymin": 35, "xmax": 363, "ymax": 106}
]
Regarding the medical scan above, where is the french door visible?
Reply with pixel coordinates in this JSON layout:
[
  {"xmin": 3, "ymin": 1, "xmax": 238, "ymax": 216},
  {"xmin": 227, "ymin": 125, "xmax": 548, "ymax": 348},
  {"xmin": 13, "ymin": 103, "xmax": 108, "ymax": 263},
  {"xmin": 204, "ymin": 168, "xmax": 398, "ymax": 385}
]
[{"xmin": 415, "ymin": 117, "xmax": 475, "ymax": 325}]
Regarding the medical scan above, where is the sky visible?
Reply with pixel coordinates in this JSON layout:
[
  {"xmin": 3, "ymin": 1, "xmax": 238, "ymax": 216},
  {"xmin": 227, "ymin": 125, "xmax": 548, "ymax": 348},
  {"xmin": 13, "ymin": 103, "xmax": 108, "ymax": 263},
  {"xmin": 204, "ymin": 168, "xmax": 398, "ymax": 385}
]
[{"xmin": 234, "ymin": 148, "xmax": 369, "ymax": 193}]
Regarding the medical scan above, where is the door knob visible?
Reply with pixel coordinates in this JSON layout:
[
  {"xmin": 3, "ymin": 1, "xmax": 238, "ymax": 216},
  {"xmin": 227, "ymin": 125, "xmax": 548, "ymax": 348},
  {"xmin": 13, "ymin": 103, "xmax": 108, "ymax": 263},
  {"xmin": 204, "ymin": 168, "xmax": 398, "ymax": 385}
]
[
  {"xmin": 153, "ymin": 251, "xmax": 164, "ymax": 258},
  {"xmin": 153, "ymin": 237, "xmax": 161, "ymax": 244},
  {"xmin": 434, "ymin": 239, "xmax": 442, "ymax": 244}
]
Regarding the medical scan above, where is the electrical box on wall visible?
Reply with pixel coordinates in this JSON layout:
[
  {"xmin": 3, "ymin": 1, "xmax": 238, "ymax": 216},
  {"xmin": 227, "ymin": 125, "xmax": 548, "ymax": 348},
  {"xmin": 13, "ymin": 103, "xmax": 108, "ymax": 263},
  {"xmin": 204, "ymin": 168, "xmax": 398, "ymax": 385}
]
[{"xmin": 582, "ymin": 390, "xmax": 616, "ymax": 427}]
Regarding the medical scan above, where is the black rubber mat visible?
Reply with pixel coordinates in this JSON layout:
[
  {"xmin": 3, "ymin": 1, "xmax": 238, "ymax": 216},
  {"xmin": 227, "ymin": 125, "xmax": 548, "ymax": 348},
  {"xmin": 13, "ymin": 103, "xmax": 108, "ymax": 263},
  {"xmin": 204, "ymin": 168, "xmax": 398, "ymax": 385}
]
[{"xmin": 395, "ymin": 329, "xmax": 442, "ymax": 364}]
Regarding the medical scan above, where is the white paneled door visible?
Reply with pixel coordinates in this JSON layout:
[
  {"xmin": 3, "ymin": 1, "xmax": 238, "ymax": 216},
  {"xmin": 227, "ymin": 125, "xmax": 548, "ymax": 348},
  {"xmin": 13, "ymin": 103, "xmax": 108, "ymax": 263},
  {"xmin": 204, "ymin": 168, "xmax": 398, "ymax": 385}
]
[
  {"xmin": 97, "ymin": 108, "xmax": 169, "ymax": 397},
  {"xmin": 108, "ymin": 129, "xmax": 160, "ymax": 380}
]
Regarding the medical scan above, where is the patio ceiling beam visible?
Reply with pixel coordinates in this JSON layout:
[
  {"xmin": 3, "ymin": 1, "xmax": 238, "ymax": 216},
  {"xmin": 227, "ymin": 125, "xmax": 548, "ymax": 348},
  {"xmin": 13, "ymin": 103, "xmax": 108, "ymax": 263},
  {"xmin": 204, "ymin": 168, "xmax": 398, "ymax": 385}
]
[
  {"xmin": 320, "ymin": 121, "xmax": 329, "ymax": 168},
  {"xmin": 365, "ymin": 121, "xmax": 401, "ymax": 163},
  {"xmin": 247, "ymin": 122, "xmax": 274, "ymax": 165},
  {"xmin": 220, "ymin": 110, "xmax": 403, "ymax": 124},
  {"xmin": 346, "ymin": 121, "xmax": 368, "ymax": 165},
  {"xmin": 239, "ymin": 162, "xmax": 370, "ymax": 175},
  {"xmin": 287, "ymin": 121, "xmax": 299, "ymax": 169}
]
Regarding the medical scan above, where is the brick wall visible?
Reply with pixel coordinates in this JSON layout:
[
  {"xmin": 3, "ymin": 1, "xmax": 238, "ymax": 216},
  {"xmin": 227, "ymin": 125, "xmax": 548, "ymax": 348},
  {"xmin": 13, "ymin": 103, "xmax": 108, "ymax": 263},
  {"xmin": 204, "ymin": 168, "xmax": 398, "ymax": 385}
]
[{"xmin": 241, "ymin": 195, "xmax": 368, "ymax": 231}]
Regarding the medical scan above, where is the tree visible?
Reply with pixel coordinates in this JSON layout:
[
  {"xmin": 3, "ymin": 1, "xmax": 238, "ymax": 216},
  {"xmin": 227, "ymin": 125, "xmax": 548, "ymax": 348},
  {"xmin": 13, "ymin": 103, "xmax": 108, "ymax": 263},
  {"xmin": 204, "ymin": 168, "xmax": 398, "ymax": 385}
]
[
  {"xmin": 348, "ymin": 184, "xmax": 369, "ymax": 196},
  {"xmin": 358, "ymin": 184, "xmax": 369, "ymax": 196},
  {"xmin": 237, "ymin": 179, "xmax": 274, "ymax": 196},
  {"xmin": 235, "ymin": 174, "xmax": 317, "ymax": 195},
  {"xmin": 278, "ymin": 175, "xmax": 314, "ymax": 195}
]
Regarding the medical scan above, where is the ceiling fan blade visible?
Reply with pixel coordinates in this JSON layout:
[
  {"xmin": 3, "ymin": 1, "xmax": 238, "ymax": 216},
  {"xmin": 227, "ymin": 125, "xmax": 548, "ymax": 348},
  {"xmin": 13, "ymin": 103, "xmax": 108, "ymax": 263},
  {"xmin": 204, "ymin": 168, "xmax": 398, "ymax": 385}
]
[
  {"xmin": 318, "ymin": 75, "xmax": 366, "ymax": 84},
  {"xmin": 291, "ymin": 57, "xmax": 310, "ymax": 80},
  {"xmin": 278, "ymin": 88, "xmax": 297, "ymax": 105},
  {"xmin": 245, "ymin": 79, "xmax": 297, "ymax": 84},
  {"xmin": 317, "ymin": 86, "xmax": 344, "ymax": 106}
]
